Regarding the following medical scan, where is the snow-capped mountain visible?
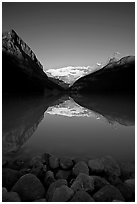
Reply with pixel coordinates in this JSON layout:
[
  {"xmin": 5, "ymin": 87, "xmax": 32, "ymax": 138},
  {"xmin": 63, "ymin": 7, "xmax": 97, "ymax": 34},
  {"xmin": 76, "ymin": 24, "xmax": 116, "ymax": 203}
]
[{"xmin": 46, "ymin": 65, "xmax": 102, "ymax": 86}]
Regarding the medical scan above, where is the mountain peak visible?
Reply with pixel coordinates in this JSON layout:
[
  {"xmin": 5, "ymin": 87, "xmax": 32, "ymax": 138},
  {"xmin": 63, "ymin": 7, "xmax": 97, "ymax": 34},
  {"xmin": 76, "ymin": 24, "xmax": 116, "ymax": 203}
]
[{"xmin": 2, "ymin": 29, "xmax": 43, "ymax": 70}]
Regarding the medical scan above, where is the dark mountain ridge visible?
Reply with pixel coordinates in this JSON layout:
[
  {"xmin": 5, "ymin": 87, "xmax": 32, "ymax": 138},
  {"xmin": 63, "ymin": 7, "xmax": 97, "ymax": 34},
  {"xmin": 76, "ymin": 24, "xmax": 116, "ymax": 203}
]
[
  {"xmin": 2, "ymin": 29, "xmax": 63, "ymax": 93},
  {"xmin": 71, "ymin": 56, "xmax": 135, "ymax": 94}
]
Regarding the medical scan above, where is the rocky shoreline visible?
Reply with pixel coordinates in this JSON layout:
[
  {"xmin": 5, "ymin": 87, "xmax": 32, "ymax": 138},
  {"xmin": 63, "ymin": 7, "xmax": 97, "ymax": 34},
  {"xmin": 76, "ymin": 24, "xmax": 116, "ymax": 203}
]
[{"xmin": 2, "ymin": 154, "xmax": 135, "ymax": 202}]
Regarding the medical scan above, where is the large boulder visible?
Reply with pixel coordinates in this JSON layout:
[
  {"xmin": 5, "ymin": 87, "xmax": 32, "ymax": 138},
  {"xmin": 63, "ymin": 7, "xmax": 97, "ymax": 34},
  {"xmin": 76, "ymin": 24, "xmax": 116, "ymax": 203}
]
[
  {"xmin": 2, "ymin": 191, "xmax": 21, "ymax": 202},
  {"xmin": 124, "ymin": 179, "xmax": 135, "ymax": 193},
  {"xmin": 52, "ymin": 185, "xmax": 74, "ymax": 202},
  {"xmin": 46, "ymin": 179, "xmax": 67, "ymax": 201},
  {"xmin": 101, "ymin": 156, "xmax": 121, "ymax": 177},
  {"xmin": 70, "ymin": 190, "xmax": 95, "ymax": 202},
  {"xmin": 116, "ymin": 182, "xmax": 134, "ymax": 201},
  {"xmin": 91, "ymin": 176, "xmax": 109, "ymax": 191},
  {"xmin": 93, "ymin": 185, "xmax": 125, "ymax": 202},
  {"xmin": 2, "ymin": 168, "xmax": 21, "ymax": 190},
  {"xmin": 71, "ymin": 173, "xmax": 94, "ymax": 193},
  {"xmin": 73, "ymin": 161, "xmax": 89, "ymax": 176},
  {"xmin": 11, "ymin": 173, "xmax": 45, "ymax": 201}
]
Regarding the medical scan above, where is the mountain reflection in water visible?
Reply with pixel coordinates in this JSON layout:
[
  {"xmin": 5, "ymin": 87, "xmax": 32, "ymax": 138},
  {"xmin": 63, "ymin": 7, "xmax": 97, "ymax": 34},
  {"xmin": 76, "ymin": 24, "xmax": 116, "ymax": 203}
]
[
  {"xmin": 47, "ymin": 97, "xmax": 103, "ymax": 119},
  {"xmin": 3, "ymin": 93, "xmax": 135, "ymax": 162}
]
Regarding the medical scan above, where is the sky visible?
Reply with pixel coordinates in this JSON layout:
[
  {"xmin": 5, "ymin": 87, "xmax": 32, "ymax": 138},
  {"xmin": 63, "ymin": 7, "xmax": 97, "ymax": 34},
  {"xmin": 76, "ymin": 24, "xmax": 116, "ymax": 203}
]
[{"xmin": 2, "ymin": 2, "xmax": 135, "ymax": 71}]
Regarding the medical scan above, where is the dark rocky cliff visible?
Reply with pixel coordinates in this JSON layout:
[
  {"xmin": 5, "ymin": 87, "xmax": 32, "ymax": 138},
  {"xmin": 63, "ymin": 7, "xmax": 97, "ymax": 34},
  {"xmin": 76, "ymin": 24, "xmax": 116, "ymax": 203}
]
[
  {"xmin": 71, "ymin": 56, "xmax": 135, "ymax": 94},
  {"xmin": 2, "ymin": 29, "xmax": 62, "ymax": 93}
]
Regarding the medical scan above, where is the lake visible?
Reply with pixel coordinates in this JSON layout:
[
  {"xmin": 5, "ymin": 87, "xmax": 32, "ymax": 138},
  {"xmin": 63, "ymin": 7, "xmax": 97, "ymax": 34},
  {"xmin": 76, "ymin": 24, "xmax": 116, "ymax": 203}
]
[{"xmin": 3, "ymin": 93, "xmax": 135, "ymax": 164}]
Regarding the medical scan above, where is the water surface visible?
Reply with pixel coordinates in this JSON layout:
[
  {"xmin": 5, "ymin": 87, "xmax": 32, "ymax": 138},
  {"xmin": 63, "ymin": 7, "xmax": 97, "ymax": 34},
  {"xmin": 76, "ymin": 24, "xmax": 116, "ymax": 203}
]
[{"xmin": 3, "ymin": 93, "xmax": 135, "ymax": 163}]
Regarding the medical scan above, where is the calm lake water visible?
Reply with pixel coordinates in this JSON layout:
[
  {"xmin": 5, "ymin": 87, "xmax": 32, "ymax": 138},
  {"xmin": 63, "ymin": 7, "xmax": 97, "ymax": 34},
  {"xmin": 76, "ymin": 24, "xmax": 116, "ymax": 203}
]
[{"xmin": 3, "ymin": 93, "xmax": 135, "ymax": 163}]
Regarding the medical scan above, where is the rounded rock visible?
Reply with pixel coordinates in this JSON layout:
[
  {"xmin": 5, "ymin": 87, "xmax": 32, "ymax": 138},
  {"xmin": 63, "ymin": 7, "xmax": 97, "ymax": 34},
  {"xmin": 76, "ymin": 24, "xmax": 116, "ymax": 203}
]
[
  {"xmin": 49, "ymin": 155, "xmax": 59, "ymax": 169},
  {"xmin": 124, "ymin": 179, "xmax": 135, "ymax": 193},
  {"xmin": 91, "ymin": 176, "xmax": 109, "ymax": 191},
  {"xmin": 60, "ymin": 157, "xmax": 73, "ymax": 169},
  {"xmin": 2, "ymin": 191, "xmax": 21, "ymax": 202},
  {"xmin": 119, "ymin": 162, "xmax": 135, "ymax": 180},
  {"xmin": 52, "ymin": 185, "xmax": 74, "ymax": 202},
  {"xmin": 11, "ymin": 173, "xmax": 45, "ymax": 201},
  {"xmin": 116, "ymin": 182, "xmax": 134, "ymax": 201},
  {"xmin": 73, "ymin": 161, "xmax": 89, "ymax": 176},
  {"xmin": 56, "ymin": 170, "xmax": 71, "ymax": 180},
  {"xmin": 70, "ymin": 190, "xmax": 95, "ymax": 202},
  {"xmin": 2, "ymin": 168, "xmax": 21, "ymax": 190},
  {"xmin": 93, "ymin": 184, "xmax": 125, "ymax": 202},
  {"xmin": 46, "ymin": 179, "xmax": 67, "ymax": 201},
  {"xmin": 44, "ymin": 170, "xmax": 55, "ymax": 189},
  {"xmin": 71, "ymin": 173, "xmax": 94, "ymax": 193},
  {"xmin": 101, "ymin": 156, "xmax": 121, "ymax": 177},
  {"xmin": 88, "ymin": 159, "xmax": 104, "ymax": 174}
]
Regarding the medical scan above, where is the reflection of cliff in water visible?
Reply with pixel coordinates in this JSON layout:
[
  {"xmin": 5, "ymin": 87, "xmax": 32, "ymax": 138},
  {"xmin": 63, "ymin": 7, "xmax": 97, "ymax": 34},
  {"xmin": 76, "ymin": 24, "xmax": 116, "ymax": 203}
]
[
  {"xmin": 2, "ymin": 93, "xmax": 62, "ymax": 155},
  {"xmin": 3, "ymin": 92, "xmax": 135, "ymax": 158},
  {"xmin": 71, "ymin": 93, "xmax": 135, "ymax": 126}
]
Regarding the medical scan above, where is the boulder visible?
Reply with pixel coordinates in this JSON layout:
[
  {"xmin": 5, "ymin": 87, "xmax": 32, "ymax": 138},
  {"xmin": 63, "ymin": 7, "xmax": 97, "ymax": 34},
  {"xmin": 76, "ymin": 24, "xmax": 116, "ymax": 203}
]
[
  {"xmin": 11, "ymin": 173, "xmax": 45, "ymax": 201},
  {"xmin": 91, "ymin": 176, "xmax": 109, "ymax": 191},
  {"xmin": 2, "ymin": 168, "xmax": 21, "ymax": 190},
  {"xmin": 71, "ymin": 173, "xmax": 94, "ymax": 193},
  {"xmin": 29, "ymin": 155, "xmax": 45, "ymax": 168},
  {"xmin": 46, "ymin": 179, "xmax": 67, "ymax": 201},
  {"xmin": 119, "ymin": 162, "xmax": 135, "ymax": 180},
  {"xmin": 44, "ymin": 170, "xmax": 55, "ymax": 189},
  {"xmin": 116, "ymin": 183, "xmax": 134, "ymax": 201},
  {"xmin": 52, "ymin": 185, "xmax": 74, "ymax": 202},
  {"xmin": 2, "ymin": 191, "xmax": 21, "ymax": 202},
  {"xmin": 60, "ymin": 157, "xmax": 73, "ymax": 169},
  {"xmin": 56, "ymin": 170, "xmax": 71, "ymax": 180},
  {"xmin": 49, "ymin": 155, "xmax": 59, "ymax": 169},
  {"xmin": 93, "ymin": 185, "xmax": 125, "ymax": 202},
  {"xmin": 88, "ymin": 159, "xmax": 104, "ymax": 174},
  {"xmin": 101, "ymin": 156, "xmax": 121, "ymax": 177},
  {"xmin": 73, "ymin": 161, "xmax": 89, "ymax": 176},
  {"xmin": 125, "ymin": 179, "xmax": 135, "ymax": 193},
  {"xmin": 107, "ymin": 174, "xmax": 123, "ymax": 186},
  {"xmin": 70, "ymin": 190, "xmax": 95, "ymax": 202}
]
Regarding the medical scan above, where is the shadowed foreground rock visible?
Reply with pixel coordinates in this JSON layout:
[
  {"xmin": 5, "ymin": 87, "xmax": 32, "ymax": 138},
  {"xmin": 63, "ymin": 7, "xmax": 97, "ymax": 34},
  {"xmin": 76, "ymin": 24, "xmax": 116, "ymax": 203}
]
[
  {"xmin": 93, "ymin": 185, "xmax": 125, "ymax": 202},
  {"xmin": 73, "ymin": 161, "xmax": 89, "ymax": 176},
  {"xmin": 51, "ymin": 185, "xmax": 74, "ymax": 202},
  {"xmin": 71, "ymin": 173, "xmax": 94, "ymax": 193},
  {"xmin": 70, "ymin": 190, "xmax": 95, "ymax": 202},
  {"xmin": 11, "ymin": 174, "xmax": 45, "ymax": 201},
  {"xmin": 2, "ymin": 154, "xmax": 135, "ymax": 202},
  {"xmin": 2, "ymin": 191, "xmax": 21, "ymax": 202}
]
